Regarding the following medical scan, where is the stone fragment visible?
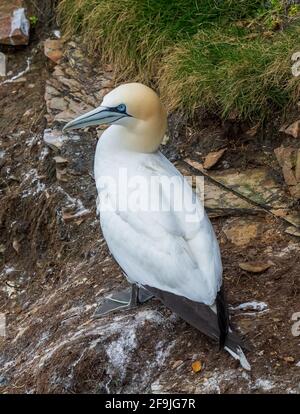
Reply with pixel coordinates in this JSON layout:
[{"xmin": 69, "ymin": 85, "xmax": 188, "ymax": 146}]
[
  {"xmin": 56, "ymin": 168, "xmax": 68, "ymax": 182},
  {"xmin": 271, "ymin": 209, "xmax": 300, "ymax": 228},
  {"xmin": 238, "ymin": 261, "xmax": 272, "ymax": 273},
  {"xmin": 181, "ymin": 161, "xmax": 262, "ymax": 217},
  {"xmin": 44, "ymin": 39, "xmax": 63, "ymax": 63},
  {"xmin": 58, "ymin": 76, "xmax": 81, "ymax": 91},
  {"xmin": 209, "ymin": 168, "xmax": 288, "ymax": 209},
  {"xmin": 53, "ymin": 156, "xmax": 68, "ymax": 164},
  {"xmin": 48, "ymin": 97, "xmax": 68, "ymax": 112},
  {"xmin": 12, "ymin": 239, "xmax": 20, "ymax": 254},
  {"xmin": 274, "ymin": 146, "xmax": 300, "ymax": 200},
  {"xmin": 274, "ymin": 146, "xmax": 294, "ymax": 169},
  {"xmin": 0, "ymin": 1, "xmax": 30, "ymax": 45},
  {"xmin": 45, "ymin": 85, "xmax": 60, "ymax": 97},
  {"xmin": 283, "ymin": 120, "xmax": 300, "ymax": 139},
  {"xmin": 67, "ymin": 99, "xmax": 92, "ymax": 115},
  {"xmin": 282, "ymin": 164, "xmax": 297, "ymax": 186},
  {"xmin": 53, "ymin": 65, "xmax": 65, "ymax": 77},
  {"xmin": 0, "ymin": 52, "xmax": 7, "ymax": 76},
  {"xmin": 222, "ymin": 218, "xmax": 262, "ymax": 246},
  {"xmin": 289, "ymin": 184, "xmax": 300, "ymax": 199},
  {"xmin": 285, "ymin": 226, "xmax": 300, "ymax": 237},
  {"xmin": 283, "ymin": 356, "xmax": 295, "ymax": 363},
  {"xmin": 43, "ymin": 129, "xmax": 80, "ymax": 149},
  {"xmin": 203, "ymin": 181, "xmax": 260, "ymax": 217},
  {"xmin": 54, "ymin": 110, "xmax": 76, "ymax": 123},
  {"xmin": 203, "ymin": 148, "xmax": 226, "ymax": 169},
  {"xmin": 184, "ymin": 158, "xmax": 204, "ymax": 172},
  {"xmin": 43, "ymin": 129, "xmax": 67, "ymax": 149}
]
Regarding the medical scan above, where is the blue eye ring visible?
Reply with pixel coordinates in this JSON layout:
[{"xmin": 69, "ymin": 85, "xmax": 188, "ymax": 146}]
[{"xmin": 117, "ymin": 104, "xmax": 126, "ymax": 113}]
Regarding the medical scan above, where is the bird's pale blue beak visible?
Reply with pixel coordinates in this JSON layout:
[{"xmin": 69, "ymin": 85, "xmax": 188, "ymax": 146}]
[{"xmin": 62, "ymin": 105, "xmax": 129, "ymax": 131}]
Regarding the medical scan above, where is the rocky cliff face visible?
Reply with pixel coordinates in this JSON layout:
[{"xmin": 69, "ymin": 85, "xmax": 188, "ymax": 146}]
[{"xmin": 0, "ymin": 14, "xmax": 299, "ymax": 393}]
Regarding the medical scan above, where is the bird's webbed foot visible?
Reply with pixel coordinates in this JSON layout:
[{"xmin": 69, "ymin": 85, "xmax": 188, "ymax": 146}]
[{"xmin": 93, "ymin": 284, "xmax": 154, "ymax": 318}]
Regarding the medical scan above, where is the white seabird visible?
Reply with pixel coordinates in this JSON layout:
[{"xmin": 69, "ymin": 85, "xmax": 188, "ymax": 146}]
[{"xmin": 63, "ymin": 83, "xmax": 250, "ymax": 370}]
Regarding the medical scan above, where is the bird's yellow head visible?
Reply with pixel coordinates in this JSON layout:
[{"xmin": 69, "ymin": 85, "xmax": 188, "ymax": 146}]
[{"xmin": 63, "ymin": 82, "xmax": 167, "ymax": 153}]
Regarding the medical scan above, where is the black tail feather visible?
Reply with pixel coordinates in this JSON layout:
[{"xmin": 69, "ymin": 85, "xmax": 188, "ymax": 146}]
[
  {"xmin": 144, "ymin": 284, "xmax": 247, "ymax": 354},
  {"xmin": 216, "ymin": 286, "xmax": 229, "ymax": 349}
]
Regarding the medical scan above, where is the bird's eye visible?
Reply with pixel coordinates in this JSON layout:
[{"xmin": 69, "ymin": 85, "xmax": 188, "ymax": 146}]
[{"xmin": 117, "ymin": 104, "xmax": 126, "ymax": 113}]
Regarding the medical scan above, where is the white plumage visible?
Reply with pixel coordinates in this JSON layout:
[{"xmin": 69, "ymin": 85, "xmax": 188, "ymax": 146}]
[{"xmin": 95, "ymin": 131, "xmax": 222, "ymax": 306}]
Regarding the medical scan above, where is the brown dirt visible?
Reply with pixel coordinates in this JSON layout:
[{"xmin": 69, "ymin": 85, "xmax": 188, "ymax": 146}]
[{"xmin": 0, "ymin": 20, "xmax": 299, "ymax": 394}]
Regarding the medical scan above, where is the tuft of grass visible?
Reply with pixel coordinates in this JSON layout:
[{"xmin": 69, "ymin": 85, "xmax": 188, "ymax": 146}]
[
  {"xmin": 160, "ymin": 25, "xmax": 300, "ymax": 119},
  {"xmin": 58, "ymin": 0, "xmax": 300, "ymax": 120},
  {"xmin": 58, "ymin": 0, "xmax": 265, "ymax": 79}
]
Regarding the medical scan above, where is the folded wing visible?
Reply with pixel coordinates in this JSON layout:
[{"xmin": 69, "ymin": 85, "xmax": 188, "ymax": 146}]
[{"xmin": 98, "ymin": 152, "xmax": 222, "ymax": 306}]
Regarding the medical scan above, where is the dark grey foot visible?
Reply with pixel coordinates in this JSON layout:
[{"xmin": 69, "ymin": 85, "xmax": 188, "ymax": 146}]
[{"xmin": 93, "ymin": 285, "xmax": 154, "ymax": 318}]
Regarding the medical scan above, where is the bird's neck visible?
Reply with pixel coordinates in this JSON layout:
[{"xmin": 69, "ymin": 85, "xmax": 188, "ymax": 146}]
[
  {"xmin": 128, "ymin": 118, "xmax": 167, "ymax": 153},
  {"xmin": 99, "ymin": 113, "xmax": 167, "ymax": 154}
]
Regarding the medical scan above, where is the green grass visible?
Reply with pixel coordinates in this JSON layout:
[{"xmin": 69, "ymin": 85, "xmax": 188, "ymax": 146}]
[
  {"xmin": 160, "ymin": 25, "xmax": 300, "ymax": 119},
  {"xmin": 58, "ymin": 0, "xmax": 300, "ymax": 120}
]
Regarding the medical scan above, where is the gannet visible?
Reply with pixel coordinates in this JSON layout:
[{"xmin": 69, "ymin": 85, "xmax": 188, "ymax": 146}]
[{"xmin": 63, "ymin": 83, "xmax": 250, "ymax": 370}]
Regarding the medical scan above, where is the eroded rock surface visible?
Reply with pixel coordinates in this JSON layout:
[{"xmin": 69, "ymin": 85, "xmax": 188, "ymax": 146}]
[
  {"xmin": 44, "ymin": 41, "xmax": 115, "ymax": 125},
  {"xmin": 274, "ymin": 146, "xmax": 300, "ymax": 200}
]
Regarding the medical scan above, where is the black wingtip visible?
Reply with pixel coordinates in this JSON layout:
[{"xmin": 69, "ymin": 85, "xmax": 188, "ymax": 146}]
[{"xmin": 216, "ymin": 286, "xmax": 229, "ymax": 349}]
